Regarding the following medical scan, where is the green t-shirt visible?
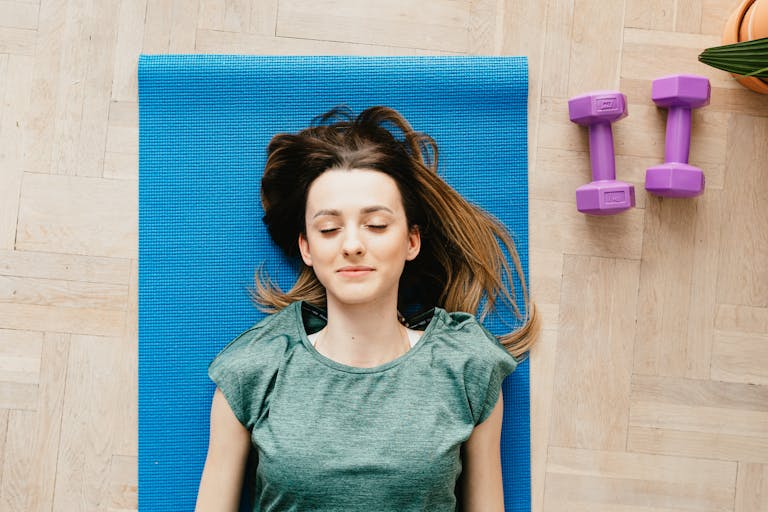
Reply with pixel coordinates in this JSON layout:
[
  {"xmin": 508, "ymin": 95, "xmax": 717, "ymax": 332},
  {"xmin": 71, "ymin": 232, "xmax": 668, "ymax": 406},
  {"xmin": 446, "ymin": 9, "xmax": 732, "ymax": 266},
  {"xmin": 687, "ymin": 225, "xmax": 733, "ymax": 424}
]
[{"xmin": 208, "ymin": 301, "xmax": 518, "ymax": 511}]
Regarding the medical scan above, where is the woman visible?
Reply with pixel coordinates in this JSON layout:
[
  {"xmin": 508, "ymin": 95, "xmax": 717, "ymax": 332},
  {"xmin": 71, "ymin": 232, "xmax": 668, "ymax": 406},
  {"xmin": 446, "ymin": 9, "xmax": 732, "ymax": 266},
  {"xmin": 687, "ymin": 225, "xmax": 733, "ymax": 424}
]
[{"xmin": 196, "ymin": 105, "xmax": 539, "ymax": 511}]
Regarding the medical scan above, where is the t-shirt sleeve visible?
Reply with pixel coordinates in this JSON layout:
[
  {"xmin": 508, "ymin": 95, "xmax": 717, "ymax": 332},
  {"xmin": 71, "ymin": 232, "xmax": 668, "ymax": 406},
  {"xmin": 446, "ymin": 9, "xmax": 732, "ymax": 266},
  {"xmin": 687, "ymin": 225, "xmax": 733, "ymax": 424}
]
[
  {"xmin": 465, "ymin": 322, "xmax": 519, "ymax": 426},
  {"xmin": 208, "ymin": 344, "xmax": 247, "ymax": 427},
  {"xmin": 208, "ymin": 325, "xmax": 283, "ymax": 430}
]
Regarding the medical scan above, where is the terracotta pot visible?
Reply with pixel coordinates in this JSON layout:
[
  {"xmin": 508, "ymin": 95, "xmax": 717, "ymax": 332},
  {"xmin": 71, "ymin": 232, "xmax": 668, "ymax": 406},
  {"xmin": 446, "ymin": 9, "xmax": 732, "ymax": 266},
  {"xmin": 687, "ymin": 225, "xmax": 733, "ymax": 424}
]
[
  {"xmin": 723, "ymin": 0, "xmax": 768, "ymax": 94},
  {"xmin": 739, "ymin": 0, "xmax": 768, "ymax": 39}
]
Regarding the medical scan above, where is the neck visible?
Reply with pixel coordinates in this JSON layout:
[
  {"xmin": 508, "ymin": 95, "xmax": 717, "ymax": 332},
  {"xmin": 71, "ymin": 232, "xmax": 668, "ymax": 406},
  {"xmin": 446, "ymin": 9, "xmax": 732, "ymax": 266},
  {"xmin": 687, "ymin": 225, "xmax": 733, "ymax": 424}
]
[{"xmin": 319, "ymin": 296, "xmax": 408, "ymax": 368}]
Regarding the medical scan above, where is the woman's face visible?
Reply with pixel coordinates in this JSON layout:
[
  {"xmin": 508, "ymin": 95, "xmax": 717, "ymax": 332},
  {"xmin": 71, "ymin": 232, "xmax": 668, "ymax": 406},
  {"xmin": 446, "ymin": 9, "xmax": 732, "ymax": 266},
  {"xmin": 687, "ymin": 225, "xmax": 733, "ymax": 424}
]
[{"xmin": 298, "ymin": 168, "xmax": 421, "ymax": 310}]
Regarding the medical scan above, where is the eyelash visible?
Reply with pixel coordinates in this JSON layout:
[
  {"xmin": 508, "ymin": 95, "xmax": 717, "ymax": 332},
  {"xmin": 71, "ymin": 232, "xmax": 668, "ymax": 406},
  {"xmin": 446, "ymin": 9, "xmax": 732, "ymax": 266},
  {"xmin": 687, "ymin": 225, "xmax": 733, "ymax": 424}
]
[{"xmin": 318, "ymin": 224, "xmax": 387, "ymax": 234}]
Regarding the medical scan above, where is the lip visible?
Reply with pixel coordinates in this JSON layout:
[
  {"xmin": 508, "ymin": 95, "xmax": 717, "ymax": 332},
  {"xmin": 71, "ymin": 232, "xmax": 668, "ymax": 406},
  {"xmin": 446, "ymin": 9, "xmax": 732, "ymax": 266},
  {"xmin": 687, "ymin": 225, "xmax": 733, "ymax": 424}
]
[{"xmin": 337, "ymin": 266, "xmax": 375, "ymax": 276}]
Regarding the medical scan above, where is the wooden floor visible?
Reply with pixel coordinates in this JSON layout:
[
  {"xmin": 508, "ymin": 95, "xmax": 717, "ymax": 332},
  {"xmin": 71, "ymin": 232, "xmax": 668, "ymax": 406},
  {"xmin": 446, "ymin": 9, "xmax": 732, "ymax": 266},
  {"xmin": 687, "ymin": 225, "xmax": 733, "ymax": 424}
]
[{"xmin": 1, "ymin": 0, "xmax": 767, "ymax": 510}]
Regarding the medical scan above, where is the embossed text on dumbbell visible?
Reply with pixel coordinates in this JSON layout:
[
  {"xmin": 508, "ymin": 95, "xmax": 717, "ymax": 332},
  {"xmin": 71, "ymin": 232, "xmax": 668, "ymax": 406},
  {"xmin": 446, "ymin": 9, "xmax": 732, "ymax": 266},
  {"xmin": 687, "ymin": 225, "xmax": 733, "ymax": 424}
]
[{"xmin": 596, "ymin": 96, "xmax": 621, "ymax": 113}]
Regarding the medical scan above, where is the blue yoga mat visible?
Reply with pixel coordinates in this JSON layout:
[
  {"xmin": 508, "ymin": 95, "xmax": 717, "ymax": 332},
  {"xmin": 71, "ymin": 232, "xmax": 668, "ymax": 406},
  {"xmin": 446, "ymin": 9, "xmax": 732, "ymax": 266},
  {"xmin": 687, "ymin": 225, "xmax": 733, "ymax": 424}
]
[{"xmin": 138, "ymin": 55, "xmax": 530, "ymax": 512}]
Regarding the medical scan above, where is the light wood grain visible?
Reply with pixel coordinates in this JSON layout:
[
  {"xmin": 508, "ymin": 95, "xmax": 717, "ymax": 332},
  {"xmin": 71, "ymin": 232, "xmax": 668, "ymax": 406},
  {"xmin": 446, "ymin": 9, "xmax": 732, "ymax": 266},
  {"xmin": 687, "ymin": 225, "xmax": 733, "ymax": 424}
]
[
  {"xmin": 0, "ymin": 1, "xmax": 39, "ymax": 30},
  {"xmin": 544, "ymin": 446, "xmax": 737, "ymax": 511},
  {"xmin": 569, "ymin": 0, "xmax": 626, "ymax": 93},
  {"xmin": 24, "ymin": 0, "xmax": 67, "ymax": 175},
  {"xmin": 625, "ymin": 0, "xmax": 676, "ymax": 31},
  {"xmin": 0, "ymin": 410, "xmax": 8, "ymax": 482},
  {"xmin": 718, "ymin": 114, "xmax": 768, "ymax": 308},
  {"xmin": 633, "ymin": 192, "xmax": 722, "ymax": 378},
  {"xmin": 106, "ymin": 454, "xmax": 137, "ymax": 512},
  {"xmin": 199, "ymin": 0, "xmax": 251, "ymax": 32},
  {"xmin": 0, "ymin": 329, "xmax": 41, "ymax": 384},
  {"xmin": 711, "ymin": 330, "xmax": 768, "ymax": 385},
  {"xmin": 0, "ymin": 54, "xmax": 32, "ymax": 251},
  {"xmin": 53, "ymin": 335, "xmax": 123, "ymax": 512},
  {"xmin": 549, "ymin": 255, "xmax": 640, "ymax": 450},
  {"xmin": 629, "ymin": 425, "xmax": 768, "ymax": 462},
  {"xmin": 0, "ymin": 0, "xmax": 766, "ymax": 510},
  {"xmin": 276, "ymin": 0, "xmax": 471, "ymax": 52},
  {"xmin": 17, "ymin": 173, "xmax": 137, "ymax": 258},
  {"xmin": 531, "ymin": 198, "xmax": 645, "ymax": 259},
  {"xmin": 0, "ymin": 410, "xmax": 35, "ymax": 511},
  {"xmin": 25, "ymin": 333, "xmax": 69, "ymax": 512},
  {"xmin": 736, "ymin": 462, "xmax": 768, "ymax": 512}
]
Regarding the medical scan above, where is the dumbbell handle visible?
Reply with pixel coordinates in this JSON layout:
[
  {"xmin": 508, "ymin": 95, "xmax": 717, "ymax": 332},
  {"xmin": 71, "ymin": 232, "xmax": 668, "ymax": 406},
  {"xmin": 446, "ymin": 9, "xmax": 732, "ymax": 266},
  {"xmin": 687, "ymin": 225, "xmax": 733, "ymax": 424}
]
[
  {"xmin": 665, "ymin": 106, "xmax": 691, "ymax": 164},
  {"xmin": 588, "ymin": 122, "xmax": 616, "ymax": 182}
]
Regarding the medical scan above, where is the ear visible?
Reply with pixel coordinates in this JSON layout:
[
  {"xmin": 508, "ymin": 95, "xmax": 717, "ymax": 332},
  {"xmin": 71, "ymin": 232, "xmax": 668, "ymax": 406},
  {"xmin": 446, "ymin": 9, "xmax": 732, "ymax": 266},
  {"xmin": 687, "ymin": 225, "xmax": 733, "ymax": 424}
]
[
  {"xmin": 406, "ymin": 225, "xmax": 421, "ymax": 261},
  {"xmin": 298, "ymin": 232, "xmax": 312, "ymax": 267}
]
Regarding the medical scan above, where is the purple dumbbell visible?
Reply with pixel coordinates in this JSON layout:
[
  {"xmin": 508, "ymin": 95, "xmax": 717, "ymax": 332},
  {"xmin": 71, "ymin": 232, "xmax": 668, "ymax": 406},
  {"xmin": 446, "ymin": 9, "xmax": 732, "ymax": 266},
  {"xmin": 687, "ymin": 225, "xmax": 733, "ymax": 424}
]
[
  {"xmin": 646, "ymin": 74, "xmax": 711, "ymax": 198},
  {"xmin": 568, "ymin": 91, "xmax": 635, "ymax": 215}
]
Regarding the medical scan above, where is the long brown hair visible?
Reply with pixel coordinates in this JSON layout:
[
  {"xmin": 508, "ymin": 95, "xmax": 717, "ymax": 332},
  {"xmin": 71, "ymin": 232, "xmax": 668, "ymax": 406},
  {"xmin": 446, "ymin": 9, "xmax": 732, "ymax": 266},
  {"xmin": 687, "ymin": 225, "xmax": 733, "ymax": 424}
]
[{"xmin": 250, "ymin": 105, "xmax": 539, "ymax": 357}]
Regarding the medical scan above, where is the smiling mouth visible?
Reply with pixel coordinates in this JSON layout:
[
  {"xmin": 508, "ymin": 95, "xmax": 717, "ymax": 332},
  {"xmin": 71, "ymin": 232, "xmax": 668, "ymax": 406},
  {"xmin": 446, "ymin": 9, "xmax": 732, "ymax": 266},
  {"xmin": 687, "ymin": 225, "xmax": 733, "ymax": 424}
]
[{"xmin": 337, "ymin": 267, "xmax": 374, "ymax": 276}]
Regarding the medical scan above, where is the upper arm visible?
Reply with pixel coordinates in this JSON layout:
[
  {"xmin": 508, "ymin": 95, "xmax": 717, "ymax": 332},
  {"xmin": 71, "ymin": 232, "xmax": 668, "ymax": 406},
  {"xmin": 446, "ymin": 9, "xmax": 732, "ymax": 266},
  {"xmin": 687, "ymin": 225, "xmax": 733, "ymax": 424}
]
[
  {"xmin": 196, "ymin": 387, "xmax": 252, "ymax": 512},
  {"xmin": 460, "ymin": 390, "xmax": 505, "ymax": 512}
]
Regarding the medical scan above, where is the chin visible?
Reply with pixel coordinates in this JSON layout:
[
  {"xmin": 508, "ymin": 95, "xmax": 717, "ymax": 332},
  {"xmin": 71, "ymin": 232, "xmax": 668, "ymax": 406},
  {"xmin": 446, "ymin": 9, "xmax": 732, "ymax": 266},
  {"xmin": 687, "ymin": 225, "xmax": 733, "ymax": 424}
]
[
  {"xmin": 326, "ymin": 289, "xmax": 393, "ymax": 308},
  {"xmin": 329, "ymin": 295, "xmax": 380, "ymax": 307}
]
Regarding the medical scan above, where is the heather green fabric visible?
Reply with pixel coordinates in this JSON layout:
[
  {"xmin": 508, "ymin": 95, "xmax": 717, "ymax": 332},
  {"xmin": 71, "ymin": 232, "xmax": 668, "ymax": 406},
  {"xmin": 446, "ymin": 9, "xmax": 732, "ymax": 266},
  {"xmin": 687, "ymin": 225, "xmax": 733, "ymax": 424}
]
[{"xmin": 208, "ymin": 301, "xmax": 518, "ymax": 511}]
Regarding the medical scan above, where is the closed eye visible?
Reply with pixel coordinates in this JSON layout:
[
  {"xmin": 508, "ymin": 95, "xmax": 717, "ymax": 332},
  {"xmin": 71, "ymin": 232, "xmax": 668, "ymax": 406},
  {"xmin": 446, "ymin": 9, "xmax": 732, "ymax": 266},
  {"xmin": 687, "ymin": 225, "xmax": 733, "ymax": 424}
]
[
  {"xmin": 365, "ymin": 224, "xmax": 387, "ymax": 230},
  {"xmin": 319, "ymin": 227, "xmax": 339, "ymax": 234}
]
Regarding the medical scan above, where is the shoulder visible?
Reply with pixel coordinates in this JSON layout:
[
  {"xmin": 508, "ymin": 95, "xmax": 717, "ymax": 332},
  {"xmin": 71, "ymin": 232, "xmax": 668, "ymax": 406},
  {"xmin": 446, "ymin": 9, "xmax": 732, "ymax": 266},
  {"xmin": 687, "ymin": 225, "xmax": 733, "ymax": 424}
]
[
  {"xmin": 431, "ymin": 309, "xmax": 518, "ymax": 366},
  {"xmin": 428, "ymin": 309, "xmax": 518, "ymax": 425},
  {"xmin": 207, "ymin": 302, "xmax": 305, "ymax": 428},
  {"xmin": 209, "ymin": 301, "xmax": 303, "ymax": 373}
]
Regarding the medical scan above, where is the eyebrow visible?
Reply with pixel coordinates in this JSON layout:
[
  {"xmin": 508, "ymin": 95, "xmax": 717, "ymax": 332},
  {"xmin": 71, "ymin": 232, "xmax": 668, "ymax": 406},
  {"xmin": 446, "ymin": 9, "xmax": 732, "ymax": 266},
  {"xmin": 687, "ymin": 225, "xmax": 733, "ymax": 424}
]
[{"xmin": 312, "ymin": 205, "xmax": 395, "ymax": 219}]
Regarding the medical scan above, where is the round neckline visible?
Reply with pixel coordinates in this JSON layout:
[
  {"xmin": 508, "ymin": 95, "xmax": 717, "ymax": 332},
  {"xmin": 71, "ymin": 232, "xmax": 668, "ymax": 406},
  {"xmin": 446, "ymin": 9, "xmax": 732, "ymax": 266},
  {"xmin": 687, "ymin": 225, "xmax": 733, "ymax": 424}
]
[
  {"xmin": 293, "ymin": 301, "xmax": 442, "ymax": 374},
  {"xmin": 307, "ymin": 327, "xmax": 421, "ymax": 348}
]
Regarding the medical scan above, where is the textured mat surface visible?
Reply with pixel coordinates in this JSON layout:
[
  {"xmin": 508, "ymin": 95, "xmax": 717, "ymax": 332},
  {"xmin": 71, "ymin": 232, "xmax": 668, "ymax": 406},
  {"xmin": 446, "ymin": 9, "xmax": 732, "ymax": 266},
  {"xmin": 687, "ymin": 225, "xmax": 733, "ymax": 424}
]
[{"xmin": 138, "ymin": 55, "xmax": 530, "ymax": 511}]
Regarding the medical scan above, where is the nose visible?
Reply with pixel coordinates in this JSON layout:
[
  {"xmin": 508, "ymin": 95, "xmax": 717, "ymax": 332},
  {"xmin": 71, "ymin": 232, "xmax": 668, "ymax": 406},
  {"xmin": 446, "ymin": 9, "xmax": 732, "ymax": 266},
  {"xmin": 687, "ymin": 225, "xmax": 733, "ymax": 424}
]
[{"xmin": 342, "ymin": 228, "xmax": 365, "ymax": 257}]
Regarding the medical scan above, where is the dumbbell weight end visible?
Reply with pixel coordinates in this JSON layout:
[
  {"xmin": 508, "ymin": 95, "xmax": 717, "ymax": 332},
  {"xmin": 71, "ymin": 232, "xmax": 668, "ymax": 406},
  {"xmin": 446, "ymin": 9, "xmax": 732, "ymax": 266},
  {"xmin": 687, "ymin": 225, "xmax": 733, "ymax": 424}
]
[
  {"xmin": 646, "ymin": 164, "xmax": 705, "ymax": 198},
  {"xmin": 576, "ymin": 182, "xmax": 636, "ymax": 216}
]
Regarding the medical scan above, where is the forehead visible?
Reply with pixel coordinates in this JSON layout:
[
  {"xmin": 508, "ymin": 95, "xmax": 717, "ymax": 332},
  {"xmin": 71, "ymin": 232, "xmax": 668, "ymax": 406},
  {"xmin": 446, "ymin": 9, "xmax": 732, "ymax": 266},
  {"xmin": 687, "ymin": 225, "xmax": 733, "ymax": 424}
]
[{"xmin": 305, "ymin": 169, "xmax": 403, "ymax": 212}]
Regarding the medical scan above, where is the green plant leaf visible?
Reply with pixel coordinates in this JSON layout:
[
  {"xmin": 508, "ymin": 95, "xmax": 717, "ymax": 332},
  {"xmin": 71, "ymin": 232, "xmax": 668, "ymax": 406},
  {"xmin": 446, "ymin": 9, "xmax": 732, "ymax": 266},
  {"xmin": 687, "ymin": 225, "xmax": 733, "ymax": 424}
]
[
  {"xmin": 699, "ymin": 37, "xmax": 768, "ymax": 78},
  {"xmin": 746, "ymin": 66, "xmax": 768, "ymax": 77}
]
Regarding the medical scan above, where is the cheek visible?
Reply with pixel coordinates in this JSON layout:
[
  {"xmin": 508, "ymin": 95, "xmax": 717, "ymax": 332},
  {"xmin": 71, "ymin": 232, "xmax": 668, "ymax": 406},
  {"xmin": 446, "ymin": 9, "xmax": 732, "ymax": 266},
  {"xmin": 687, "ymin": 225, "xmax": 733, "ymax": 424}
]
[
  {"xmin": 375, "ymin": 234, "xmax": 413, "ymax": 261},
  {"xmin": 305, "ymin": 236, "xmax": 333, "ymax": 261}
]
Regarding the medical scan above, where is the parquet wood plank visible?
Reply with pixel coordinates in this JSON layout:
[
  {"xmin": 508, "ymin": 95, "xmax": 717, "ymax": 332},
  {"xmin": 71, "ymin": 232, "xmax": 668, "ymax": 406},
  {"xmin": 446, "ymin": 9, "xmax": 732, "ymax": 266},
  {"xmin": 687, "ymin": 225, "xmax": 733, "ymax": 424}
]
[{"xmin": 549, "ymin": 255, "xmax": 640, "ymax": 450}]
